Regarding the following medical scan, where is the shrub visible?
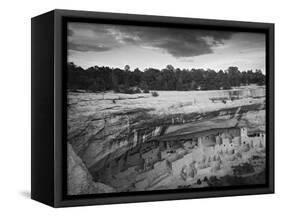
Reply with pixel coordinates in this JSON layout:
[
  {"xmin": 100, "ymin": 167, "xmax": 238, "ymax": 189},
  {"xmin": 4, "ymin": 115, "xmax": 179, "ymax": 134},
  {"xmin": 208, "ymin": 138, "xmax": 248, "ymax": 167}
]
[
  {"xmin": 143, "ymin": 88, "xmax": 150, "ymax": 93},
  {"xmin": 116, "ymin": 85, "xmax": 142, "ymax": 94},
  {"xmin": 203, "ymin": 176, "xmax": 209, "ymax": 182},
  {"xmin": 134, "ymin": 88, "xmax": 142, "ymax": 93},
  {"xmin": 125, "ymin": 89, "xmax": 135, "ymax": 94},
  {"xmin": 151, "ymin": 91, "xmax": 159, "ymax": 97}
]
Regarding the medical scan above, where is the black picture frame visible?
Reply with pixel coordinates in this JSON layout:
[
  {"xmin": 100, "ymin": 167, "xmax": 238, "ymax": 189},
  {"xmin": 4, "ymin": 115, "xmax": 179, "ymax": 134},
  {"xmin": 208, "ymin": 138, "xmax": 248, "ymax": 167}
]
[{"xmin": 31, "ymin": 9, "xmax": 274, "ymax": 207}]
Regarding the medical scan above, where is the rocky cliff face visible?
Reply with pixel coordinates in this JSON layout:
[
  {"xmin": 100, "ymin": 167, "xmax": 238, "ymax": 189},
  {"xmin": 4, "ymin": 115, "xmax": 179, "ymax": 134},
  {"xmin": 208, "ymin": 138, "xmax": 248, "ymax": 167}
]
[
  {"xmin": 67, "ymin": 143, "xmax": 115, "ymax": 195},
  {"xmin": 67, "ymin": 89, "xmax": 265, "ymax": 193}
]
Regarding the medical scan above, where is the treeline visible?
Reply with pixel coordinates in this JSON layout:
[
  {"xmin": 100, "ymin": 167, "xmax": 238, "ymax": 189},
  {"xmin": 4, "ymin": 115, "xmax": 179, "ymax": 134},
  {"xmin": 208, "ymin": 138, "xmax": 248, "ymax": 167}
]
[{"xmin": 67, "ymin": 62, "xmax": 265, "ymax": 92}]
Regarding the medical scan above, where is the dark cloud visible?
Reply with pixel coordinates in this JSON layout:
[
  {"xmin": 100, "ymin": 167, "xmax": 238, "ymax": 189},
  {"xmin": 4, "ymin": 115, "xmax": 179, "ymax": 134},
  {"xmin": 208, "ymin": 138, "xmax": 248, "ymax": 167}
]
[
  {"xmin": 68, "ymin": 23, "xmax": 233, "ymax": 57},
  {"xmin": 158, "ymin": 39, "xmax": 213, "ymax": 57},
  {"xmin": 113, "ymin": 26, "xmax": 233, "ymax": 57}
]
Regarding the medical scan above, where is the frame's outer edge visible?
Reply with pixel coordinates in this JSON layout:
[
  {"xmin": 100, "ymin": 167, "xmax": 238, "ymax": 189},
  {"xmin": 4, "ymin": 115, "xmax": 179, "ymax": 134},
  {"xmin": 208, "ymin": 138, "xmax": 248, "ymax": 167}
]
[
  {"xmin": 31, "ymin": 10, "xmax": 55, "ymax": 207},
  {"xmin": 48, "ymin": 9, "xmax": 274, "ymax": 207},
  {"xmin": 268, "ymin": 23, "xmax": 275, "ymax": 193},
  {"xmin": 53, "ymin": 9, "xmax": 274, "ymax": 29},
  {"xmin": 54, "ymin": 10, "xmax": 64, "ymax": 208}
]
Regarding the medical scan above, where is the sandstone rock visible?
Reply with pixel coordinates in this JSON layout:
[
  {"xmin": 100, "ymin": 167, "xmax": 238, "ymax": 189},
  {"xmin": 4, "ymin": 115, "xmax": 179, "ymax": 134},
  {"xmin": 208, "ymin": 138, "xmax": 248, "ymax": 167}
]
[{"xmin": 67, "ymin": 143, "xmax": 115, "ymax": 195}]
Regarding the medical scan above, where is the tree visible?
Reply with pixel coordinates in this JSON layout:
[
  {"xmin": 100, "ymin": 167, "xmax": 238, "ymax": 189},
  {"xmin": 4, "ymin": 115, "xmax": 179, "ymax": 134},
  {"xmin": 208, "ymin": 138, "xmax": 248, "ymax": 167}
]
[
  {"xmin": 124, "ymin": 65, "xmax": 130, "ymax": 72},
  {"xmin": 227, "ymin": 66, "xmax": 241, "ymax": 87},
  {"xmin": 166, "ymin": 64, "xmax": 175, "ymax": 72},
  {"xmin": 66, "ymin": 62, "xmax": 265, "ymax": 92}
]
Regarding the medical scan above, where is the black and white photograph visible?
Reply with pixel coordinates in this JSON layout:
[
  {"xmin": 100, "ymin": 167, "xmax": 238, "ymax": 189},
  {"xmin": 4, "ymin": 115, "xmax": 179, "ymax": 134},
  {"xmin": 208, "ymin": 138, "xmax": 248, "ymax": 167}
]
[
  {"xmin": 0, "ymin": 0, "xmax": 279, "ymax": 213},
  {"xmin": 66, "ymin": 22, "xmax": 267, "ymax": 195}
]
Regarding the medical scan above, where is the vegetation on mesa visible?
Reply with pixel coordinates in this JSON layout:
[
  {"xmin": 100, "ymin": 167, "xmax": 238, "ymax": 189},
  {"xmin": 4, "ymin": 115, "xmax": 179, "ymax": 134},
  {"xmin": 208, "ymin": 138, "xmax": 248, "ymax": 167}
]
[{"xmin": 67, "ymin": 63, "xmax": 265, "ymax": 94}]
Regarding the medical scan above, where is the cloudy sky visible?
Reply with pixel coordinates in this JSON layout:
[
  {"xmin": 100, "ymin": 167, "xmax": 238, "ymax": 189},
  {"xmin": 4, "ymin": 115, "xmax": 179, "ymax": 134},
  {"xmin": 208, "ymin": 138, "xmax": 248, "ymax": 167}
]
[{"xmin": 68, "ymin": 22, "xmax": 266, "ymax": 73}]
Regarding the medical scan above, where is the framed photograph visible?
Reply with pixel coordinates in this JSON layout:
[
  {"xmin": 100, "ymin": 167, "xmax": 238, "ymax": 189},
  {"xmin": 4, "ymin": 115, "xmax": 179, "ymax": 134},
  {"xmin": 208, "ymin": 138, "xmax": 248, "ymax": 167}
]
[{"xmin": 31, "ymin": 9, "xmax": 274, "ymax": 207}]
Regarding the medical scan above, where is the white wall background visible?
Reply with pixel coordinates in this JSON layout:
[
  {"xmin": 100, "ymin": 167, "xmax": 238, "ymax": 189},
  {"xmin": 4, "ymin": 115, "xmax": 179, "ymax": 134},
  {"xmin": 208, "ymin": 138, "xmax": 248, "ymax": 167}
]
[{"xmin": 0, "ymin": 0, "xmax": 279, "ymax": 215}]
